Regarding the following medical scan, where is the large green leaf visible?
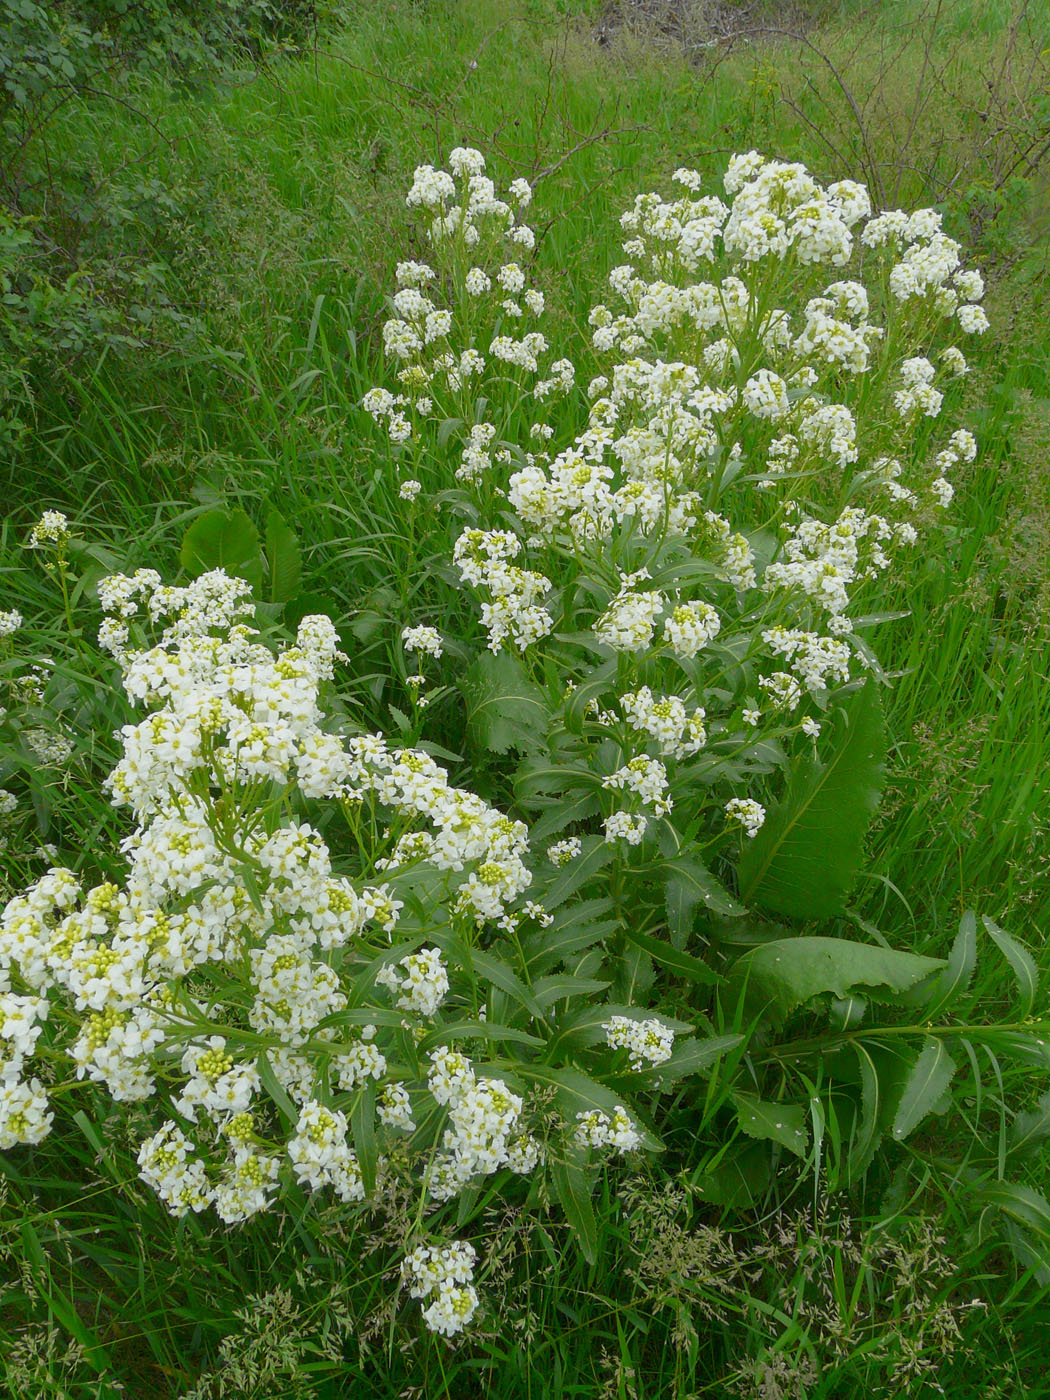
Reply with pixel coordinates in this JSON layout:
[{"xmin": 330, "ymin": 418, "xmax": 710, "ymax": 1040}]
[
  {"xmin": 180, "ymin": 507, "xmax": 262, "ymax": 593},
  {"xmin": 728, "ymin": 936, "xmax": 945, "ymax": 1025},
  {"xmin": 732, "ymin": 1091, "xmax": 809, "ymax": 1159},
  {"xmin": 738, "ymin": 680, "xmax": 886, "ymax": 919},
  {"xmin": 462, "ymin": 650, "xmax": 550, "ymax": 756},
  {"xmin": 264, "ymin": 507, "xmax": 302, "ymax": 604}
]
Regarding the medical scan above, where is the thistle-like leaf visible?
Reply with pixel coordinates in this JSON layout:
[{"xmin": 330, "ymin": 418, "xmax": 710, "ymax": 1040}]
[{"xmin": 462, "ymin": 650, "xmax": 550, "ymax": 756}]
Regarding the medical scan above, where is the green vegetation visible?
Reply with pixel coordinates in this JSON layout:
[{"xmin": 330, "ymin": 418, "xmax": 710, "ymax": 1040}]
[{"xmin": 2, "ymin": 1, "xmax": 1050, "ymax": 1395}]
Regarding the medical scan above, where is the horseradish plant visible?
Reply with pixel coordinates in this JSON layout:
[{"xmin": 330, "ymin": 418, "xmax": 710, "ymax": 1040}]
[{"xmin": 2, "ymin": 153, "xmax": 1047, "ymax": 1336}]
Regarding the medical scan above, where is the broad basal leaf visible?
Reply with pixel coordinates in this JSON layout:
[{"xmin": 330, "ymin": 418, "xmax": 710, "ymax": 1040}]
[
  {"xmin": 264, "ymin": 507, "xmax": 302, "ymax": 604},
  {"xmin": 738, "ymin": 679, "xmax": 886, "ymax": 919},
  {"xmin": 728, "ymin": 936, "xmax": 945, "ymax": 1025},
  {"xmin": 180, "ymin": 508, "xmax": 262, "ymax": 593},
  {"xmin": 462, "ymin": 651, "xmax": 550, "ymax": 756}
]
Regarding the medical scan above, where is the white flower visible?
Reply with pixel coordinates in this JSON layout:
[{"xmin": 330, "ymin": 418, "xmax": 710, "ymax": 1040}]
[
  {"xmin": 603, "ymin": 811, "xmax": 647, "ymax": 845},
  {"xmin": 28, "ymin": 511, "xmax": 70, "ymax": 549},
  {"xmin": 662, "ymin": 602, "xmax": 720, "ymax": 658},
  {"xmin": 547, "ymin": 837, "xmax": 582, "ymax": 866},
  {"xmin": 574, "ymin": 1107, "xmax": 640, "ymax": 1153},
  {"xmin": 401, "ymin": 625, "xmax": 443, "ymax": 659},
  {"xmin": 725, "ymin": 797, "xmax": 766, "ymax": 839},
  {"xmin": 958, "ymin": 303, "xmax": 989, "ymax": 334},
  {"xmin": 402, "ymin": 1241, "xmax": 479, "ymax": 1334}
]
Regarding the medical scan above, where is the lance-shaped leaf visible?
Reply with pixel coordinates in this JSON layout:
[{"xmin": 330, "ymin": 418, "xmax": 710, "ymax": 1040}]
[
  {"xmin": 539, "ymin": 835, "xmax": 613, "ymax": 911},
  {"xmin": 640, "ymin": 1034, "xmax": 742, "ymax": 1084},
  {"xmin": 550, "ymin": 1156, "xmax": 598, "ymax": 1265},
  {"xmin": 919, "ymin": 910, "xmax": 977, "ymax": 1021},
  {"xmin": 462, "ymin": 650, "xmax": 551, "ymax": 756},
  {"xmin": 1007, "ymin": 1091, "xmax": 1050, "ymax": 1161},
  {"xmin": 891, "ymin": 1037, "xmax": 957, "ymax": 1141},
  {"xmin": 257, "ymin": 1050, "xmax": 297, "ymax": 1128},
  {"xmin": 624, "ymin": 925, "xmax": 722, "ymax": 987},
  {"xmin": 522, "ymin": 1065, "xmax": 660, "ymax": 1153},
  {"xmin": 976, "ymin": 1181, "xmax": 1050, "ymax": 1284},
  {"xmin": 728, "ymin": 936, "xmax": 945, "ymax": 1026},
  {"xmin": 982, "ymin": 915, "xmax": 1038, "ymax": 1020},
  {"xmin": 350, "ymin": 1082, "xmax": 378, "ymax": 1195},
  {"xmin": 738, "ymin": 680, "xmax": 886, "ymax": 919},
  {"xmin": 732, "ymin": 1092, "xmax": 809, "ymax": 1158}
]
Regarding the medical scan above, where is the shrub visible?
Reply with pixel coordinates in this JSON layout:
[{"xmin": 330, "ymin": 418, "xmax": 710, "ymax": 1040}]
[{"xmin": 2, "ymin": 151, "xmax": 1048, "ymax": 1347}]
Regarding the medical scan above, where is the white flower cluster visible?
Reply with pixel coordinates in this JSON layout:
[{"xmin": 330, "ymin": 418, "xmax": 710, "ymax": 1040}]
[
  {"xmin": 602, "ymin": 756, "xmax": 672, "ymax": 817},
  {"xmin": 28, "ymin": 510, "xmax": 71, "ymax": 550},
  {"xmin": 425, "ymin": 1047, "xmax": 542, "ymax": 1203},
  {"xmin": 401, "ymin": 624, "xmax": 443, "ymax": 659},
  {"xmin": 574, "ymin": 1106, "xmax": 642, "ymax": 1153},
  {"xmin": 547, "ymin": 837, "xmax": 582, "ymax": 866},
  {"xmin": 287, "ymin": 1099, "xmax": 365, "ymax": 1202},
  {"xmin": 383, "ymin": 148, "xmax": 980, "ymax": 942},
  {"xmin": 453, "ymin": 529, "xmax": 553, "ymax": 653},
  {"xmin": 376, "ymin": 947, "xmax": 450, "ymax": 1017},
  {"xmin": 0, "ymin": 570, "xmax": 536, "ymax": 1196},
  {"xmin": 401, "ymin": 1240, "xmax": 479, "ymax": 1336},
  {"xmin": 620, "ymin": 687, "xmax": 707, "ymax": 758},
  {"xmin": 604, "ymin": 1014, "xmax": 676, "ymax": 1071},
  {"xmin": 363, "ymin": 148, "xmax": 570, "ymax": 511},
  {"xmin": 725, "ymin": 798, "xmax": 766, "ymax": 839}
]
